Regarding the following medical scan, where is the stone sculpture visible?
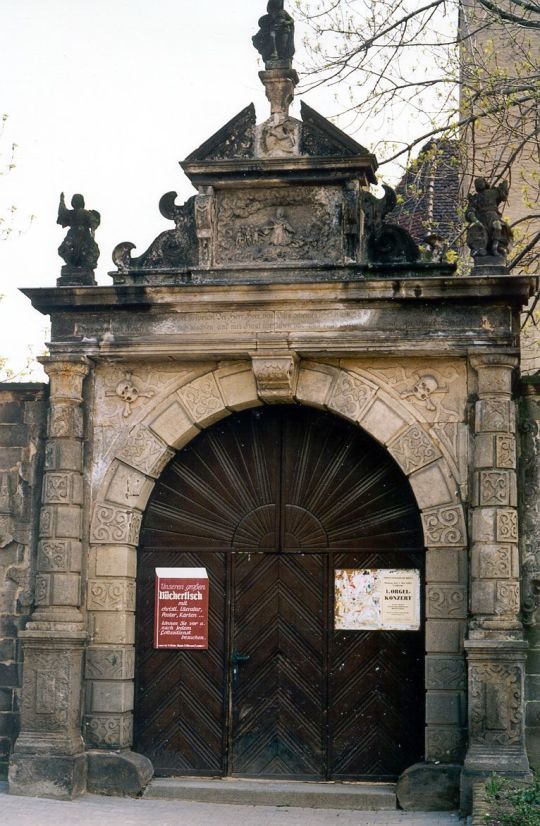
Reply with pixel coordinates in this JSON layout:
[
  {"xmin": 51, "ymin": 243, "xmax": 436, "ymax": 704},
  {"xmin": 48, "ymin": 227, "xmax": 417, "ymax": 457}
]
[
  {"xmin": 361, "ymin": 184, "xmax": 420, "ymax": 264},
  {"xmin": 57, "ymin": 193, "xmax": 100, "ymax": 270},
  {"xmin": 253, "ymin": 0, "xmax": 295, "ymax": 68},
  {"xmin": 112, "ymin": 192, "xmax": 198, "ymax": 272},
  {"xmin": 466, "ymin": 177, "xmax": 513, "ymax": 260}
]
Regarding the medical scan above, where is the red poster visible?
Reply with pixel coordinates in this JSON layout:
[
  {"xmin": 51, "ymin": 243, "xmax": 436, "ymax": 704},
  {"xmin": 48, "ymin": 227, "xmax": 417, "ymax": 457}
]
[{"xmin": 154, "ymin": 568, "xmax": 209, "ymax": 650}]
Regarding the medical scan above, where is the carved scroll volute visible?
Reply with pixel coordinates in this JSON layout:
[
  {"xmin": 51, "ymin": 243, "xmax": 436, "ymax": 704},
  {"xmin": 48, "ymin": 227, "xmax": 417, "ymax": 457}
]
[{"xmin": 252, "ymin": 353, "xmax": 299, "ymax": 404}]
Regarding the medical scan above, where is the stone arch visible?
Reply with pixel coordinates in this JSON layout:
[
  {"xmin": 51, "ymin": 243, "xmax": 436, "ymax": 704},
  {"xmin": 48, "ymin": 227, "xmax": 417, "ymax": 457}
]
[{"xmin": 85, "ymin": 361, "xmax": 468, "ymax": 763}]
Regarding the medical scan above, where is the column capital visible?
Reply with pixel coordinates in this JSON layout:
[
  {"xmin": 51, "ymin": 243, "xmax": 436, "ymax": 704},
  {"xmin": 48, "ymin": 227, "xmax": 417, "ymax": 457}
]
[
  {"xmin": 40, "ymin": 356, "xmax": 92, "ymax": 402},
  {"xmin": 469, "ymin": 354, "xmax": 518, "ymax": 372},
  {"xmin": 470, "ymin": 354, "xmax": 518, "ymax": 398}
]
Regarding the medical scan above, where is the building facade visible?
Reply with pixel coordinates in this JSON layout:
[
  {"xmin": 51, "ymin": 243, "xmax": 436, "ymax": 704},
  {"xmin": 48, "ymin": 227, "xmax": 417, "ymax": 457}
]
[{"xmin": 0, "ymin": 3, "xmax": 539, "ymax": 813}]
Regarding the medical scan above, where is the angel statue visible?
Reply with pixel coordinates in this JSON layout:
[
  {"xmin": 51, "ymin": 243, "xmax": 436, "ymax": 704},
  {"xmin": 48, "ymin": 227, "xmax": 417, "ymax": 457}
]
[
  {"xmin": 57, "ymin": 192, "xmax": 101, "ymax": 270},
  {"xmin": 253, "ymin": 0, "xmax": 295, "ymax": 67},
  {"xmin": 466, "ymin": 178, "xmax": 513, "ymax": 260}
]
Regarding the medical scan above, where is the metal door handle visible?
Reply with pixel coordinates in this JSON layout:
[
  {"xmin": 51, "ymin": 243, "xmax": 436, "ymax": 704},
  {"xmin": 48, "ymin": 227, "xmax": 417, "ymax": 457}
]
[
  {"xmin": 232, "ymin": 651, "xmax": 250, "ymax": 664},
  {"xmin": 232, "ymin": 651, "xmax": 250, "ymax": 682}
]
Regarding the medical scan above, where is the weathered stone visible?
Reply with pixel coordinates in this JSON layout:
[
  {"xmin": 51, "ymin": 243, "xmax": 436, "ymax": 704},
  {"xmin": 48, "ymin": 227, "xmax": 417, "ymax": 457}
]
[
  {"xmin": 426, "ymin": 691, "xmax": 466, "ymax": 725},
  {"xmin": 8, "ymin": 752, "xmax": 87, "ymax": 800},
  {"xmin": 359, "ymin": 397, "xmax": 408, "ymax": 445},
  {"xmin": 426, "ymin": 619, "xmax": 466, "ymax": 653},
  {"xmin": 86, "ymin": 680, "xmax": 134, "ymax": 714},
  {"xmin": 94, "ymin": 546, "xmax": 137, "ymax": 579},
  {"xmin": 150, "ymin": 400, "xmax": 200, "ymax": 450},
  {"xmin": 86, "ymin": 750, "xmax": 153, "ymax": 797},
  {"xmin": 409, "ymin": 460, "xmax": 459, "ymax": 510},
  {"xmin": 216, "ymin": 367, "xmax": 260, "ymax": 411},
  {"xmin": 397, "ymin": 763, "xmax": 461, "ymax": 811}
]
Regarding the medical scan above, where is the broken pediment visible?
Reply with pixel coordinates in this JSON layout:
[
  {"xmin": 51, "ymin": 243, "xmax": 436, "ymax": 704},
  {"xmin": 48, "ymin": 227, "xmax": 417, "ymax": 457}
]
[
  {"xmin": 182, "ymin": 99, "xmax": 377, "ymax": 172},
  {"xmin": 299, "ymin": 102, "xmax": 374, "ymax": 166},
  {"xmin": 185, "ymin": 104, "xmax": 257, "ymax": 163}
]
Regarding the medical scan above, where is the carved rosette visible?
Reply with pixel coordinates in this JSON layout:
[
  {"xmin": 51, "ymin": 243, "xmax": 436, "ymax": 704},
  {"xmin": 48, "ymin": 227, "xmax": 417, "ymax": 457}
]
[{"xmin": 252, "ymin": 353, "xmax": 299, "ymax": 404}]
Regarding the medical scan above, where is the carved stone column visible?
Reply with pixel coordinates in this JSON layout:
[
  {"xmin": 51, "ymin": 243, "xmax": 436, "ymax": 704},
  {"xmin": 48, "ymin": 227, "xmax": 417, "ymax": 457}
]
[
  {"xmin": 462, "ymin": 354, "xmax": 530, "ymax": 807},
  {"xmin": 9, "ymin": 357, "xmax": 90, "ymax": 799}
]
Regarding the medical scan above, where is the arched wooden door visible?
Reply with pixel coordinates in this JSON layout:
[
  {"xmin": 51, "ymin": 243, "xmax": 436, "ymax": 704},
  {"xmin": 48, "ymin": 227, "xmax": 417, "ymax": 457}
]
[{"xmin": 135, "ymin": 406, "xmax": 425, "ymax": 780}]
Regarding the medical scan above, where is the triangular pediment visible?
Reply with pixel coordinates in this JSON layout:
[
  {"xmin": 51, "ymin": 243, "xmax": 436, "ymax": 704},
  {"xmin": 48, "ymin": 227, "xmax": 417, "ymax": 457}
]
[
  {"xmin": 185, "ymin": 103, "xmax": 256, "ymax": 162},
  {"xmin": 300, "ymin": 101, "xmax": 371, "ymax": 159}
]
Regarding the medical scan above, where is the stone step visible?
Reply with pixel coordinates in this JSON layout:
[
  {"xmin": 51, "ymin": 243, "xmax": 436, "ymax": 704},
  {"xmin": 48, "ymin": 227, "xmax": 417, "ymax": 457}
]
[{"xmin": 144, "ymin": 777, "xmax": 397, "ymax": 810}]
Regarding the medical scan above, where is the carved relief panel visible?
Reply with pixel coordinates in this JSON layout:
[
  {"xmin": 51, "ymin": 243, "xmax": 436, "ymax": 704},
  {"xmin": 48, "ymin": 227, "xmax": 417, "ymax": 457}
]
[{"xmin": 215, "ymin": 186, "xmax": 344, "ymax": 264}]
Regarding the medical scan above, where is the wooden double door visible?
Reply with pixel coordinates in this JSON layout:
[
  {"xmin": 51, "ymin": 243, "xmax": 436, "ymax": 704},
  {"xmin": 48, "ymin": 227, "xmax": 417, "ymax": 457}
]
[{"xmin": 135, "ymin": 406, "xmax": 425, "ymax": 780}]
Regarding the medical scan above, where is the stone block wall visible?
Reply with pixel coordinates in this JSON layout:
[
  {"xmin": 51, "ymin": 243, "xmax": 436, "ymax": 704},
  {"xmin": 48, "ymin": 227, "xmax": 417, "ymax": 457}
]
[
  {"xmin": 0, "ymin": 383, "xmax": 46, "ymax": 778},
  {"xmin": 520, "ymin": 378, "xmax": 540, "ymax": 771}
]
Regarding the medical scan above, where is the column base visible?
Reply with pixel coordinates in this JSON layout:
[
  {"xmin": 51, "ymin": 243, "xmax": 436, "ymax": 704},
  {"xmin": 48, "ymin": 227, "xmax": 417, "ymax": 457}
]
[
  {"xmin": 86, "ymin": 750, "xmax": 153, "ymax": 797},
  {"xmin": 460, "ymin": 754, "xmax": 531, "ymax": 813},
  {"xmin": 8, "ymin": 751, "xmax": 87, "ymax": 800}
]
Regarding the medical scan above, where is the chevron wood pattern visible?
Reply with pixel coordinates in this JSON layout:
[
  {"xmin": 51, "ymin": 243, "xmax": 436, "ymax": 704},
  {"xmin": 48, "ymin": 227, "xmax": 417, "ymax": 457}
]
[
  {"xmin": 134, "ymin": 550, "xmax": 228, "ymax": 775},
  {"xmin": 135, "ymin": 407, "xmax": 425, "ymax": 780},
  {"xmin": 231, "ymin": 552, "xmax": 325, "ymax": 777}
]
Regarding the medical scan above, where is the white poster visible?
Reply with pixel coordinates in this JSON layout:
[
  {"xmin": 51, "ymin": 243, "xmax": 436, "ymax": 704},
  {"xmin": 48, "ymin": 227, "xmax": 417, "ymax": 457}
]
[{"xmin": 335, "ymin": 569, "xmax": 421, "ymax": 631}]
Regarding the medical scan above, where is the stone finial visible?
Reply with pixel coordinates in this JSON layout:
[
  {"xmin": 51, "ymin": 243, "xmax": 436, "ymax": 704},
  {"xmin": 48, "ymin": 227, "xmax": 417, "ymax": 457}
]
[
  {"xmin": 57, "ymin": 192, "xmax": 100, "ymax": 286},
  {"xmin": 254, "ymin": 1, "xmax": 299, "ymax": 119},
  {"xmin": 466, "ymin": 177, "xmax": 514, "ymax": 263},
  {"xmin": 253, "ymin": 1, "xmax": 295, "ymax": 70}
]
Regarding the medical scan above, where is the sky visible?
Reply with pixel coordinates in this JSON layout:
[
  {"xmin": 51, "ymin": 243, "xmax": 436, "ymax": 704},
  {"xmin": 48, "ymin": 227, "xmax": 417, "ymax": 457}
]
[{"xmin": 0, "ymin": 0, "xmax": 448, "ymax": 380}]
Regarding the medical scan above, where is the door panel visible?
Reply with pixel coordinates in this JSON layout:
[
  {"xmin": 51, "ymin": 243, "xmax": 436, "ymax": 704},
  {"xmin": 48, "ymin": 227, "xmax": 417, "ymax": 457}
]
[
  {"xmin": 329, "ymin": 552, "xmax": 425, "ymax": 779},
  {"xmin": 135, "ymin": 550, "xmax": 228, "ymax": 775},
  {"xmin": 231, "ymin": 553, "xmax": 326, "ymax": 778}
]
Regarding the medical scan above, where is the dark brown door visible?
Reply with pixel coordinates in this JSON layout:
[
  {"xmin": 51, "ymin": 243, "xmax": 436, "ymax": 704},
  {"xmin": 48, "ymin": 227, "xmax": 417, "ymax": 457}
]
[{"xmin": 135, "ymin": 406, "xmax": 425, "ymax": 780}]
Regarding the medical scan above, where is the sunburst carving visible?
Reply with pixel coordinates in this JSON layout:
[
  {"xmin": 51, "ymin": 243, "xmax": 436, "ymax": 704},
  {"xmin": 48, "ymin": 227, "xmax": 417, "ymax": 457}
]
[{"xmin": 142, "ymin": 406, "xmax": 421, "ymax": 552}]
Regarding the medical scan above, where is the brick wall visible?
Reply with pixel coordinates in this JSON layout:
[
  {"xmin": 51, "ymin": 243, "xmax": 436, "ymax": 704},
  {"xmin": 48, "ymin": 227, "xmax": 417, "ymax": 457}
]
[{"xmin": 0, "ymin": 383, "xmax": 46, "ymax": 778}]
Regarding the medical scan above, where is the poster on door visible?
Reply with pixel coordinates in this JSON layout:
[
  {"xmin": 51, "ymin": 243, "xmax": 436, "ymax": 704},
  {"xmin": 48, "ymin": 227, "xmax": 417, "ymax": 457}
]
[
  {"xmin": 154, "ymin": 568, "xmax": 209, "ymax": 649},
  {"xmin": 335, "ymin": 569, "xmax": 420, "ymax": 631}
]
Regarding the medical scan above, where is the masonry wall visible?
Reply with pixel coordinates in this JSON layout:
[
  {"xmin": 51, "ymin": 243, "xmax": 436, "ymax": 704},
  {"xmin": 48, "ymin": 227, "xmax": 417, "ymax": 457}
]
[
  {"xmin": 0, "ymin": 384, "xmax": 46, "ymax": 778},
  {"xmin": 520, "ymin": 379, "xmax": 540, "ymax": 771}
]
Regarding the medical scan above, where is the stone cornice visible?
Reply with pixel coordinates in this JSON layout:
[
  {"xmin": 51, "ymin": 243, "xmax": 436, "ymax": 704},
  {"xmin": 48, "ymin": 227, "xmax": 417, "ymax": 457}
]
[{"xmin": 21, "ymin": 274, "xmax": 538, "ymax": 316}]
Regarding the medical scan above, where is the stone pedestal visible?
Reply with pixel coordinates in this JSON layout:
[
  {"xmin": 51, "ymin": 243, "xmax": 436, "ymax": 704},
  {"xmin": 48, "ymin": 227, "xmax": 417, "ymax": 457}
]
[
  {"xmin": 462, "ymin": 355, "xmax": 531, "ymax": 809},
  {"xmin": 57, "ymin": 266, "xmax": 96, "ymax": 287},
  {"xmin": 462, "ymin": 639, "xmax": 529, "ymax": 796},
  {"xmin": 9, "ymin": 358, "xmax": 90, "ymax": 799}
]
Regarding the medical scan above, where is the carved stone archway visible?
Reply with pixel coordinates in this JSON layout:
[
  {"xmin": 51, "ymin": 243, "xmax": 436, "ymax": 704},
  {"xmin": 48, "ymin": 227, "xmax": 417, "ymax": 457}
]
[{"xmin": 85, "ymin": 360, "xmax": 469, "ymax": 766}]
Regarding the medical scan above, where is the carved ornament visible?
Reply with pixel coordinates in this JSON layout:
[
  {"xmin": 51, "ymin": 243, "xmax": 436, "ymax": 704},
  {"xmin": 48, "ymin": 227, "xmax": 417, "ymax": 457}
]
[
  {"xmin": 106, "ymin": 372, "xmax": 155, "ymax": 419},
  {"xmin": 117, "ymin": 424, "xmax": 172, "ymax": 478},
  {"xmin": 389, "ymin": 425, "xmax": 441, "ymax": 474},
  {"xmin": 91, "ymin": 504, "xmax": 142, "ymax": 546},
  {"xmin": 469, "ymin": 662, "xmax": 523, "ymax": 747},
  {"xmin": 421, "ymin": 505, "xmax": 467, "ymax": 547},
  {"xmin": 252, "ymin": 354, "xmax": 299, "ymax": 404},
  {"xmin": 215, "ymin": 187, "xmax": 343, "ymax": 265}
]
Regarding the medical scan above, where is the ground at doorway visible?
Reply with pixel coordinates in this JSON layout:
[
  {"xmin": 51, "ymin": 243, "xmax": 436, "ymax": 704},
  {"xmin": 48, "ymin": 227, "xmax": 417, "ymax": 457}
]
[{"xmin": 0, "ymin": 782, "xmax": 464, "ymax": 826}]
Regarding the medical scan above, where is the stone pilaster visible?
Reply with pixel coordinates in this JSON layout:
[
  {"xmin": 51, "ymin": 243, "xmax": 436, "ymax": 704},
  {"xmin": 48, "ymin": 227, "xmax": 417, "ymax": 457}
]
[
  {"xmin": 462, "ymin": 354, "xmax": 530, "ymax": 806},
  {"xmin": 9, "ymin": 357, "xmax": 90, "ymax": 799}
]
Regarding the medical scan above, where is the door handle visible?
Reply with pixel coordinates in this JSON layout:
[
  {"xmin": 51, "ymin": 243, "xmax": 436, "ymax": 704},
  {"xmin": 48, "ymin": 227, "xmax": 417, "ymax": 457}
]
[{"xmin": 232, "ymin": 651, "xmax": 250, "ymax": 682}]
